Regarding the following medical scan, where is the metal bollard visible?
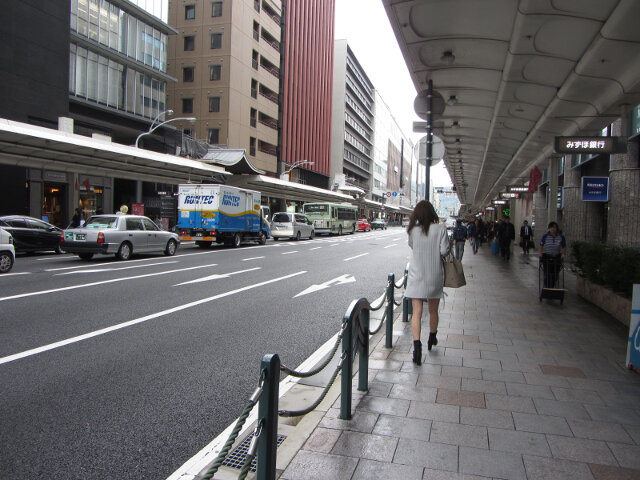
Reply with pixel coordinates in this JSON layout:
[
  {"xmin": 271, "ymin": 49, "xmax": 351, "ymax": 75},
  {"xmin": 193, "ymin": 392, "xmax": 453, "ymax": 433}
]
[
  {"xmin": 257, "ymin": 354, "xmax": 279, "ymax": 480},
  {"xmin": 386, "ymin": 274, "xmax": 394, "ymax": 347},
  {"xmin": 358, "ymin": 308, "xmax": 369, "ymax": 392},
  {"xmin": 340, "ymin": 312, "xmax": 352, "ymax": 420},
  {"xmin": 402, "ymin": 297, "xmax": 412, "ymax": 322}
]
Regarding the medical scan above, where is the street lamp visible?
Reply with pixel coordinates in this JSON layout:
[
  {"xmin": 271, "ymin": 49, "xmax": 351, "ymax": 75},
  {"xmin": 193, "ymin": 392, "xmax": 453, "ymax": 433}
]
[
  {"xmin": 280, "ymin": 160, "xmax": 315, "ymax": 181},
  {"xmin": 135, "ymin": 110, "xmax": 197, "ymax": 148}
]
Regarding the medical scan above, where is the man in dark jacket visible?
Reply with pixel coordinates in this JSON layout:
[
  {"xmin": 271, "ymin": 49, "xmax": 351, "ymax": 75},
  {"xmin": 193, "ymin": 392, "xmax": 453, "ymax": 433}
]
[
  {"xmin": 519, "ymin": 220, "xmax": 533, "ymax": 255},
  {"xmin": 497, "ymin": 216, "xmax": 516, "ymax": 261},
  {"xmin": 452, "ymin": 219, "xmax": 467, "ymax": 260}
]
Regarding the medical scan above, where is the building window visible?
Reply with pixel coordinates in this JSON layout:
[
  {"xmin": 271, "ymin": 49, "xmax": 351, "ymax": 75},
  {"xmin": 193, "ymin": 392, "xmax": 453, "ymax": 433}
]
[
  {"xmin": 252, "ymin": 50, "xmax": 259, "ymax": 70},
  {"xmin": 183, "ymin": 128, "xmax": 193, "ymax": 137},
  {"xmin": 254, "ymin": 0, "xmax": 260, "ymax": 12},
  {"xmin": 250, "ymin": 108, "xmax": 257, "ymax": 127},
  {"xmin": 183, "ymin": 66, "xmax": 194, "ymax": 82},
  {"xmin": 182, "ymin": 98, "xmax": 193, "ymax": 113},
  {"xmin": 184, "ymin": 35, "xmax": 195, "ymax": 51},
  {"xmin": 210, "ymin": 33, "xmax": 222, "ymax": 49},
  {"xmin": 211, "ymin": 1, "xmax": 223, "ymax": 17},
  {"xmin": 185, "ymin": 4, "xmax": 196, "ymax": 19},
  {"xmin": 208, "ymin": 128, "xmax": 220, "ymax": 144},
  {"xmin": 208, "ymin": 96, "xmax": 220, "ymax": 112},
  {"xmin": 209, "ymin": 64, "xmax": 221, "ymax": 81},
  {"xmin": 253, "ymin": 21, "xmax": 260, "ymax": 41},
  {"xmin": 249, "ymin": 137, "xmax": 256, "ymax": 156},
  {"xmin": 251, "ymin": 79, "xmax": 258, "ymax": 98}
]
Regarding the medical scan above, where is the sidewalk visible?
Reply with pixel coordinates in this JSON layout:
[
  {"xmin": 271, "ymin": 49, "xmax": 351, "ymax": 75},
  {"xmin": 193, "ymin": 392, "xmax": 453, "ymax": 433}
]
[{"xmin": 277, "ymin": 245, "xmax": 640, "ymax": 480}]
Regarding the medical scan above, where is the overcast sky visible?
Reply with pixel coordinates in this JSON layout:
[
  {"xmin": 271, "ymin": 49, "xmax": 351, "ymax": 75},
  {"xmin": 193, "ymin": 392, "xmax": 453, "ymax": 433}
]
[{"xmin": 334, "ymin": 0, "xmax": 452, "ymax": 187}]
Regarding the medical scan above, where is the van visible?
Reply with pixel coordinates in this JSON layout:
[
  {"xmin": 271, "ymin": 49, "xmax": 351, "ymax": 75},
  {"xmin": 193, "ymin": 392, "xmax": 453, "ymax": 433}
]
[
  {"xmin": 0, "ymin": 227, "xmax": 16, "ymax": 273},
  {"xmin": 270, "ymin": 212, "xmax": 315, "ymax": 241}
]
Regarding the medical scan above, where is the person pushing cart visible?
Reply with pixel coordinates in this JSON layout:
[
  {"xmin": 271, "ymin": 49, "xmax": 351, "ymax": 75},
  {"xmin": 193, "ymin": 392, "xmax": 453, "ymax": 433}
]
[{"xmin": 538, "ymin": 221, "xmax": 567, "ymax": 302}]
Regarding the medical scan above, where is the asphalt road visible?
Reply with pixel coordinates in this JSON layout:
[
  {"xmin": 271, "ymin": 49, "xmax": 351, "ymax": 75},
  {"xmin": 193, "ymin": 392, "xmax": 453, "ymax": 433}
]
[{"xmin": 0, "ymin": 227, "xmax": 411, "ymax": 480}]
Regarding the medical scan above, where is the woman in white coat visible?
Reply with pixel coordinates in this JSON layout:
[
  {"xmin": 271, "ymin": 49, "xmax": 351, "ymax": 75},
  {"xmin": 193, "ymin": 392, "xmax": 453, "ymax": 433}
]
[{"xmin": 404, "ymin": 200, "xmax": 451, "ymax": 364}]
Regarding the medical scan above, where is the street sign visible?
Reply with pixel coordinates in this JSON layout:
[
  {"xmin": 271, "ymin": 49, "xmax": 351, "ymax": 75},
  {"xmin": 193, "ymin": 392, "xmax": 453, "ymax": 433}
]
[
  {"xmin": 581, "ymin": 176, "xmax": 609, "ymax": 202},
  {"xmin": 555, "ymin": 136, "xmax": 615, "ymax": 154}
]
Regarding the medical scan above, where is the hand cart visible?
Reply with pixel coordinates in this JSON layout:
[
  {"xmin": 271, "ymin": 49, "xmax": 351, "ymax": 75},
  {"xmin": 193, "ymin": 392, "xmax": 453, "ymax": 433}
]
[{"xmin": 539, "ymin": 256, "xmax": 567, "ymax": 303}]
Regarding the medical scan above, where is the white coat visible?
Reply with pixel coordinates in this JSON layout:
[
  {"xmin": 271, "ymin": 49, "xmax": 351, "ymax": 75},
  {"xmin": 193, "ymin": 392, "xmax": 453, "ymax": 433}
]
[{"xmin": 404, "ymin": 223, "xmax": 451, "ymax": 299}]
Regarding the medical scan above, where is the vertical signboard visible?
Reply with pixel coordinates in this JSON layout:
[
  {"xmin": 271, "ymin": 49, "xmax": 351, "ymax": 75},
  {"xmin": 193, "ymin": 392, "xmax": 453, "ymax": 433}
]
[
  {"xmin": 627, "ymin": 285, "xmax": 640, "ymax": 372},
  {"xmin": 581, "ymin": 177, "xmax": 610, "ymax": 202}
]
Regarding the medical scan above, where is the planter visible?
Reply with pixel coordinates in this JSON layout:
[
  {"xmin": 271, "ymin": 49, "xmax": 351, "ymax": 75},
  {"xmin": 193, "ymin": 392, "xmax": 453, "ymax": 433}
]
[{"xmin": 576, "ymin": 276, "xmax": 632, "ymax": 327}]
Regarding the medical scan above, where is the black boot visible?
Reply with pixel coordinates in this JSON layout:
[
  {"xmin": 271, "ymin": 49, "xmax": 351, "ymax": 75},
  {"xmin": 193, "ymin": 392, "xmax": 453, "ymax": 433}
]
[
  {"xmin": 412, "ymin": 340, "xmax": 422, "ymax": 365},
  {"xmin": 427, "ymin": 331, "xmax": 438, "ymax": 351}
]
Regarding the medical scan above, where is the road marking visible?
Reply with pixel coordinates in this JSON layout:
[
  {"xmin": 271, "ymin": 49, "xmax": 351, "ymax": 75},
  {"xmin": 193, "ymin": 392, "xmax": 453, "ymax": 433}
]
[
  {"xmin": 344, "ymin": 253, "xmax": 369, "ymax": 261},
  {"xmin": 241, "ymin": 256, "xmax": 264, "ymax": 261},
  {"xmin": 384, "ymin": 243, "xmax": 398, "ymax": 249},
  {"xmin": 329, "ymin": 243, "xmax": 339, "ymax": 247},
  {"xmin": 56, "ymin": 261, "xmax": 179, "ymax": 275},
  {"xmin": 174, "ymin": 267, "xmax": 260, "ymax": 286},
  {"xmin": 0, "ymin": 271, "xmax": 306, "ymax": 366},
  {"xmin": 0, "ymin": 272, "xmax": 31, "ymax": 277},
  {"xmin": 309, "ymin": 247, "xmax": 322, "ymax": 251},
  {"xmin": 0, "ymin": 264, "xmax": 219, "ymax": 302},
  {"xmin": 44, "ymin": 251, "xmax": 217, "ymax": 272},
  {"xmin": 281, "ymin": 251, "xmax": 298, "ymax": 255},
  {"xmin": 294, "ymin": 274, "xmax": 356, "ymax": 298}
]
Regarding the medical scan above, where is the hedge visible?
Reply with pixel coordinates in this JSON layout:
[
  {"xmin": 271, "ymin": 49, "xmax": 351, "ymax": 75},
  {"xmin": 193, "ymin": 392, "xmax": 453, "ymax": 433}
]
[{"xmin": 571, "ymin": 241, "xmax": 640, "ymax": 298}]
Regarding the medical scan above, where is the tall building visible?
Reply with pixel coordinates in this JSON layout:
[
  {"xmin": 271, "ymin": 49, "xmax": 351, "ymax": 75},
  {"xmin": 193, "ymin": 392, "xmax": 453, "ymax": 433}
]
[
  {"xmin": 330, "ymin": 40, "xmax": 375, "ymax": 194},
  {"xmin": 0, "ymin": 0, "xmax": 185, "ymax": 224},
  {"xmin": 280, "ymin": 0, "xmax": 335, "ymax": 189},
  {"xmin": 166, "ymin": 0, "xmax": 282, "ymax": 174}
]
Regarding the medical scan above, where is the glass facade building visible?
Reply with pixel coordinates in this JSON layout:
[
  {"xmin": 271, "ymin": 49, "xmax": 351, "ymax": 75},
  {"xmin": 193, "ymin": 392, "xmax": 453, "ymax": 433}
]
[{"xmin": 69, "ymin": 0, "xmax": 173, "ymax": 120}]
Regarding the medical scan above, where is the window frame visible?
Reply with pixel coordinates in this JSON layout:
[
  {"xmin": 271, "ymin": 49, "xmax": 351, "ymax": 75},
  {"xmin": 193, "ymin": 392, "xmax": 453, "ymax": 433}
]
[
  {"xmin": 210, "ymin": 33, "xmax": 222, "ymax": 49},
  {"xmin": 185, "ymin": 4, "xmax": 196, "ymax": 20},
  {"xmin": 183, "ymin": 35, "xmax": 195, "ymax": 51},
  {"xmin": 182, "ymin": 66, "xmax": 195, "ymax": 82},
  {"xmin": 209, "ymin": 64, "xmax": 221, "ymax": 81},
  {"xmin": 182, "ymin": 97, "xmax": 194, "ymax": 114},
  {"xmin": 208, "ymin": 96, "xmax": 220, "ymax": 113},
  {"xmin": 211, "ymin": 1, "xmax": 223, "ymax": 17},
  {"xmin": 207, "ymin": 128, "xmax": 220, "ymax": 144}
]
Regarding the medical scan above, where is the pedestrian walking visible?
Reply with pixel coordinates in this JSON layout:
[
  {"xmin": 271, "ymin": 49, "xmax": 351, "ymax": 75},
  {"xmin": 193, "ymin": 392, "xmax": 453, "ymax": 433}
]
[
  {"xmin": 468, "ymin": 219, "xmax": 481, "ymax": 254},
  {"xmin": 520, "ymin": 220, "xmax": 533, "ymax": 255},
  {"xmin": 404, "ymin": 200, "xmax": 450, "ymax": 363},
  {"xmin": 497, "ymin": 216, "xmax": 515, "ymax": 261},
  {"xmin": 452, "ymin": 219, "xmax": 467, "ymax": 260},
  {"xmin": 539, "ymin": 221, "xmax": 566, "ymax": 287},
  {"xmin": 70, "ymin": 208, "xmax": 83, "ymax": 228}
]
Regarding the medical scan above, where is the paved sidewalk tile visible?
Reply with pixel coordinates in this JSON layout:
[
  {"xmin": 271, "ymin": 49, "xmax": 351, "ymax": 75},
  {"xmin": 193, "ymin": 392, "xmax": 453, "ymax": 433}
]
[
  {"xmin": 607, "ymin": 442, "xmax": 640, "ymax": 469},
  {"xmin": 436, "ymin": 388, "xmax": 486, "ymax": 408},
  {"xmin": 459, "ymin": 446, "xmax": 526, "ymax": 480},
  {"xmin": 393, "ymin": 438, "xmax": 458, "ymax": 472},
  {"xmin": 356, "ymin": 395, "xmax": 410, "ymax": 417},
  {"xmin": 319, "ymin": 409, "xmax": 379, "ymax": 434},
  {"xmin": 408, "ymin": 400, "xmax": 460, "ymax": 423},
  {"xmin": 330, "ymin": 430, "xmax": 398, "ymax": 462},
  {"xmin": 567, "ymin": 419, "xmax": 635, "ymax": 444},
  {"xmin": 372, "ymin": 414, "xmax": 432, "ymax": 441},
  {"xmin": 461, "ymin": 378, "xmax": 507, "ymax": 395},
  {"xmin": 430, "ymin": 421, "xmax": 488, "ymax": 449},
  {"xmin": 460, "ymin": 406, "xmax": 514, "ymax": 429},
  {"xmin": 351, "ymin": 459, "xmax": 423, "ymax": 480},
  {"xmin": 417, "ymin": 373, "xmax": 462, "ymax": 390},
  {"xmin": 487, "ymin": 427, "xmax": 551, "ymax": 456},
  {"xmin": 440, "ymin": 366, "xmax": 483, "ymax": 379},
  {"xmin": 540, "ymin": 364, "xmax": 587, "ymax": 378},
  {"xmin": 522, "ymin": 455, "xmax": 595, "ymax": 480},
  {"xmin": 546, "ymin": 435, "xmax": 618, "ymax": 465},
  {"xmin": 484, "ymin": 393, "xmax": 536, "ymax": 413},
  {"xmin": 513, "ymin": 412, "xmax": 573, "ymax": 435},
  {"xmin": 588, "ymin": 463, "xmax": 640, "ymax": 480},
  {"xmin": 533, "ymin": 397, "xmax": 592, "ymax": 420},
  {"xmin": 388, "ymin": 383, "xmax": 438, "ymax": 403},
  {"xmin": 281, "ymin": 450, "xmax": 359, "ymax": 480}
]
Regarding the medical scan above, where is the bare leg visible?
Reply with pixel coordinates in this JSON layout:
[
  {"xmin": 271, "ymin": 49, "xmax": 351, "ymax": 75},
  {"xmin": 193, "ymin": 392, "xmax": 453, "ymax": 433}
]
[
  {"xmin": 428, "ymin": 298, "xmax": 440, "ymax": 333},
  {"xmin": 411, "ymin": 298, "xmax": 423, "ymax": 341}
]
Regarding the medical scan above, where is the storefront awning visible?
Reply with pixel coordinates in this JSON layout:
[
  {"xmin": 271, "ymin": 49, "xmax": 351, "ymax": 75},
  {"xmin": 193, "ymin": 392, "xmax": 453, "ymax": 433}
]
[
  {"xmin": 0, "ymin": 119, "xmax": 228, "ymax": 184},
  {"xmin": 227, "ymin": 174, "xmax": 356, "ymax": 204}
]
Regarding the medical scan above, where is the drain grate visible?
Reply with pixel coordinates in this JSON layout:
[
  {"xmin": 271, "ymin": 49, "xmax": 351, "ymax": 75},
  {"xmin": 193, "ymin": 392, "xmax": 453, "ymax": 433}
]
[{"xmin": 221, "ymin": 432, "xmax": 287, "ymax": 472}]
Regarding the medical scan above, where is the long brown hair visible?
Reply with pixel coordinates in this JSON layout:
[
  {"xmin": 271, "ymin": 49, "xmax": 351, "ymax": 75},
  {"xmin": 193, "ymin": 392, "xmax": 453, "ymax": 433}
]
[{"xmin": 407, "ymin": 200, "xmax": 439, "ymax": 236}]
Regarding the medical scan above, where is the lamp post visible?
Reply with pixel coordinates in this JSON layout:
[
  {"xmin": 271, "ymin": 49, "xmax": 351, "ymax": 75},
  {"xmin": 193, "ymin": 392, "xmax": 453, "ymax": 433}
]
[
  {"xmin": 280, "ymin": 160, "xmax": 315, "ymax": 182},
  {"xmin": 135, "ymin": 111, "xmax": 197, "ymax": 148}
]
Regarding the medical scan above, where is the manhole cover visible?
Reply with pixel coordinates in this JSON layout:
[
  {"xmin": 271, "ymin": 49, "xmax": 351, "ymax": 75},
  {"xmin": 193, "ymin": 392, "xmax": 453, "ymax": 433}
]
[{"xmin": 221, "ymin": 432, "xmax": 287, "ymax": 472}]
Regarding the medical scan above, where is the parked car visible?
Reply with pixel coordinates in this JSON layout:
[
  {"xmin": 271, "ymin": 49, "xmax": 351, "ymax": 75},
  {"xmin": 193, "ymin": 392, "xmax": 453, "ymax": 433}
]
[
  {"xmin": 270, "ymin": 212, "xmax": 315, "ymax": 241},
  {"xmin": 357, "ymin": 218, "xmax": 371, "ymax": 232},
  {"xmin": 0, "ymin": 215, "xmax": 63, "ymax": 254},
  {"xmin": 60, "ymin": 214, "xmax": 180, "ymax": 260},
  {"xmin": 371, "ymin": 219, "xmax": 388, "ymax": 230},
  {"xmin": 0, "ymin": 227, "xmax": 15, "ymax": 273}
]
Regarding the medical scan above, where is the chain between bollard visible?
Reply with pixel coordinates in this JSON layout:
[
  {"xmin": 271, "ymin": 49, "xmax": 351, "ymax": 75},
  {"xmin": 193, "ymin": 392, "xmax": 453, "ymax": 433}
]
[
  {"xmin": 368, "ymin": 308, "xmax": 387, "ymax": 335},
  {"xmin": 278, "ymin": 355, "xmax": 345, "ymax": 417},
  {"xmin": 236, "ymin": 420, "xmax": 263, "ymax": 480},
  {"xmin": 280, "ymin": 322, "xmax": 347, "ymax": 378}
]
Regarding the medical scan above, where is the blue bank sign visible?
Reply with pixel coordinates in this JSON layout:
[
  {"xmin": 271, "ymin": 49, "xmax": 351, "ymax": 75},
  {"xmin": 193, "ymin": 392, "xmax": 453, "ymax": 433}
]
[
  {"xmin": 627, "ymin": 285, "xmax": 640, "ymax": 372},
  {"xmin": 581, "ymin": 176, "xmax": 609, "ymax": 202}
]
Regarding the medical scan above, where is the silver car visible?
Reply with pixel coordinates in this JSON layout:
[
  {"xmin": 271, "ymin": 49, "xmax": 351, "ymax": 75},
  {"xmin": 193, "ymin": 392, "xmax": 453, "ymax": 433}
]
[
  {"xmin": 271, "ymin": 212, "xmax": 315, "ymax": 241},
  {"xmin": 61, "ymin": 215, "xmax": 180, "ymax": 261}
]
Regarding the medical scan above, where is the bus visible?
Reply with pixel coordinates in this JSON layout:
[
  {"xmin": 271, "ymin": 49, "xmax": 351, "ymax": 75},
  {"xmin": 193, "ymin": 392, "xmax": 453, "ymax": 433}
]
[{"xmin": 303, "ymin": 202, "xmax": 358, "ymax": 235}]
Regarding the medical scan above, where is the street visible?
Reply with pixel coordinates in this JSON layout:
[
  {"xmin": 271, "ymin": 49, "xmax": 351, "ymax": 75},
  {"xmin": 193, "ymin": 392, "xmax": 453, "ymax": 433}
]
[{"xmin": 0, "ymin": 227, "xmax": 410, "ymax": 480}]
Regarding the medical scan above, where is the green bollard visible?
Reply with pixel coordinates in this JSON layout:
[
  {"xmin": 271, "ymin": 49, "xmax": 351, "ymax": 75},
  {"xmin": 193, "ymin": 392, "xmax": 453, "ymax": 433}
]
[
  {"xmin": 358, "ymin": 309, "xmax": 369, "ymax": 392},
  {"xmin": 257, "ymin": 354, "xmax": 279, "ymax": 480},
  {"xmin": 340, "ymin": 315, "xmax": 352, "ymax": 420},
  {"xmin": 386, "ymin": 274, "xmax": 394, "ymax": 348}
]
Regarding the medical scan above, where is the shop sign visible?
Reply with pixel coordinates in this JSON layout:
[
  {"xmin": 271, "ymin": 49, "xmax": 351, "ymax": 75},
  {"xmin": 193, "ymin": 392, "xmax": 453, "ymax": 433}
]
[
  {"xmin": 627, "ymin": 285, "xmax": 640, "ymax": 371},
  {"xmin": 555, "ymin": 136, "xmax": 614, "ymax": 154},
  {"xmin": 500, "ymin": 192, "xmax": 520, "ymax": 199},
  {"xmin": 131, "ymin": 203, "xmax": 145, "ymax": 215},
  {"xmin": 557, "ymin": 186, "xmax": 564, "ymax": 209},
  {"xmin": 581, "ymin": 176, "xmax": 609, "ymax": 202}
]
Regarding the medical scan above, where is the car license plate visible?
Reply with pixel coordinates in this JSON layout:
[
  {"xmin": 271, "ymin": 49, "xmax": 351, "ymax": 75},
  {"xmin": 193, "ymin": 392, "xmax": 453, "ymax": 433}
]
[{"xmin": 75, "ymin": 233, "xmax": 86, "ymax": 241}]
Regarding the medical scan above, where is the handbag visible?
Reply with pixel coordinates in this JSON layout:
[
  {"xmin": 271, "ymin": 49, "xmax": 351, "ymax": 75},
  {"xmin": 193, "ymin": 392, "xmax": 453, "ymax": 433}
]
[
  {"xmin": 527, "ymin": 239, "xmax": 535, "ymax": 249},
  {"xmin": 442, "ymin": 252, "xmax": 466, "ymax": 288}
]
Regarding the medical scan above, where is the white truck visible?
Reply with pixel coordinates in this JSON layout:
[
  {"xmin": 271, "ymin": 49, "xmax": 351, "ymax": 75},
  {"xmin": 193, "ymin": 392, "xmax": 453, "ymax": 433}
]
[{"xmin": 177, "ymin": 184, "xmax": 270, "ymax": 248}]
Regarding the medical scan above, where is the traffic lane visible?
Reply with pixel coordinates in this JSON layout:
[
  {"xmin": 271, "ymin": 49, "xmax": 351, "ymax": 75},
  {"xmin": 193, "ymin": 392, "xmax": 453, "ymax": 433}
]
[{"xmin": 0, "ymin": 234, "xmax": 408, "ymax": 356}]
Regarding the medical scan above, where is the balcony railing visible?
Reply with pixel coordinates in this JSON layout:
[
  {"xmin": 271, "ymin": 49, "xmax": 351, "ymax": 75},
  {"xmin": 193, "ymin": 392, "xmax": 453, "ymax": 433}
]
[
  {"xmin": 259, "ymin": 88, "xmax": 278, "ymax": 104},
  {"xmin": 258, "ymin": 117, "xmax": 278, "ymax": 130},
  {"xmin": 260, "ymin": 62, "xmax": 279, "ymax": 78}
]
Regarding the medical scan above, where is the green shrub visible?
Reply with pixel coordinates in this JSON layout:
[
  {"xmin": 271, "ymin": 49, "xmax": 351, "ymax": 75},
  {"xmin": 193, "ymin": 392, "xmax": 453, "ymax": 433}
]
[{"xmin": 571, "ymin": 241, "xmax": 640, "ymax": 298}]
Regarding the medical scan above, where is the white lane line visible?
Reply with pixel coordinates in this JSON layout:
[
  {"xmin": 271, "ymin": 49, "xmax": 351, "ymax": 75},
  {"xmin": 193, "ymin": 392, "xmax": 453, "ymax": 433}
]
[
  {"xmin": 309, "ymin": 247, "xmax": 322, "ymax": 251},
  {"xmin": 241, "ymin": 256, "xmax": 265, "ymax": 261},
  {"xmin": 0, "ymin": 272, "xmax": 31, "ymax": 277},
  {"xmin": 329, "ymin": 243, "xmax": 340, "ymax": 247},
  {"xmin": 344, "ymin": 253, "xmax": 369, "ymax": 261},
  {"xmin": 0, "ymin": 263, "xmax": 219, "ymax": 302},
  {"xmin": 281, "ymin": 251, "xmax": 298, "ymax": 255},
  {"xmin": 0, "ymin": 271, "xmax": 306, "ymax": 366},
  {"xmin": 45, "ymin": 250, "xmax": 219, "ymax": 272},
  {"xmin": 384, "ymin": 243, "xmax": 398, "ymax": 249},
  {"xmin": 174, "ymin": 267, "xmax": 260, "ymax": 286},
  {"xmin": 56, "ymin": 261, "xmax": 178, "ymax": 275}
]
